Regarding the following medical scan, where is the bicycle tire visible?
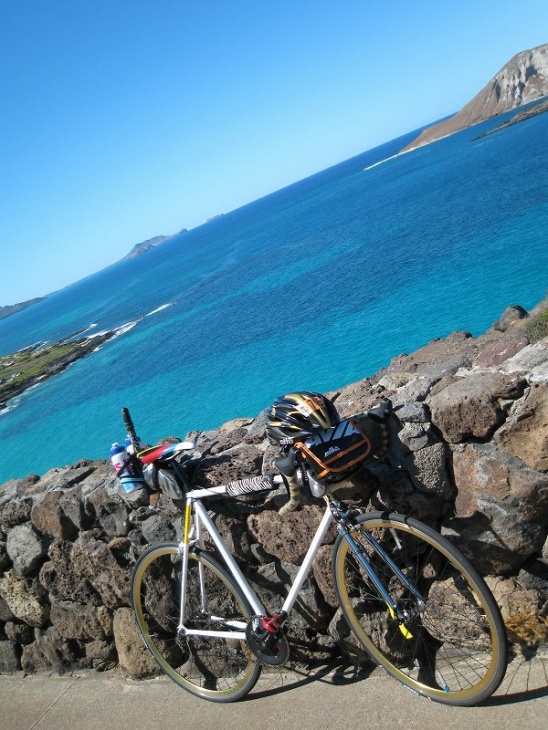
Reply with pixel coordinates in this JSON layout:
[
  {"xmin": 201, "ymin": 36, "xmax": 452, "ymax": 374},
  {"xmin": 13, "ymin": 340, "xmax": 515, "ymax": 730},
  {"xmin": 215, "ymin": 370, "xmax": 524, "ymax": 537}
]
[
  {"xmin": 131, "ymin": 542, "xmax": 261, "ymax": 702},
  {"xmin": 332, "ymin": 512, "xmax": 507, "ymax": 706}
]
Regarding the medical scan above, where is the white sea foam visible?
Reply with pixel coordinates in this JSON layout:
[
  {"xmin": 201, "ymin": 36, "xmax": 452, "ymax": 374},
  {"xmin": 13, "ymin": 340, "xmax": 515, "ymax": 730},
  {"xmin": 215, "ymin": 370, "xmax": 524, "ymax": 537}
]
[
  {"xmin": 0, "ymin": 401, "xmax": 17, "ymax": 416},
  {"xmin": 0, "ymin": 382, "xmax": 44, "ymax": 417},
  {"xmin": 113, "ymin": 321, "xmax": 139, "ymax": 337},
  {"xmin": 86, "ymin": 321, "xmax": 139, "ymax": 341},
  {"xmin": 146, "ymin": 302, "xmax": 176, "ymax": 317},
  {"xmin": 363, "ymin": 153, "xmax": 401, "ymax": 171}
]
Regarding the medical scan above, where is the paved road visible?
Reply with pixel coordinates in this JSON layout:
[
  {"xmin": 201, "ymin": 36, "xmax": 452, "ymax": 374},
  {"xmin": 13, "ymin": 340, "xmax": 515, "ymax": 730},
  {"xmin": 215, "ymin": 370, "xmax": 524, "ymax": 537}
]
[{"xmin": 2, "ymin": 656, "xmax": 546, "ymax": 730}]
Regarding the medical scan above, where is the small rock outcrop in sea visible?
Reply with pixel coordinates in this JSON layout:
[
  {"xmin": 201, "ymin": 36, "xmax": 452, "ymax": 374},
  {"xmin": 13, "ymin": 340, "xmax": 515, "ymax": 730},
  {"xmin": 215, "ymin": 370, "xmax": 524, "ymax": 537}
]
[{"xmin": 1, "ymin": 296, "xmax": 547, "ymax": 675}]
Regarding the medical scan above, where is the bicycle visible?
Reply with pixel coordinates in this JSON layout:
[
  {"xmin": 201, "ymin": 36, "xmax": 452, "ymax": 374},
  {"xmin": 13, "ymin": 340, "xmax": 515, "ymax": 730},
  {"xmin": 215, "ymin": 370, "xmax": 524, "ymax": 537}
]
[{"xmin": 124, "ymin": 396, "xmax": 508, "ymax": 706}]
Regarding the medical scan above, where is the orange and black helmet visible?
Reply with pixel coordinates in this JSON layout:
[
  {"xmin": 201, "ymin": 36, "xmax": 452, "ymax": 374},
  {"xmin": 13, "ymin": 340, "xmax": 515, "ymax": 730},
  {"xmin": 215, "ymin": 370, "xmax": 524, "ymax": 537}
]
[{"xmin": 265, "ymin": 391, "xmax": 340, "ymax": 443}]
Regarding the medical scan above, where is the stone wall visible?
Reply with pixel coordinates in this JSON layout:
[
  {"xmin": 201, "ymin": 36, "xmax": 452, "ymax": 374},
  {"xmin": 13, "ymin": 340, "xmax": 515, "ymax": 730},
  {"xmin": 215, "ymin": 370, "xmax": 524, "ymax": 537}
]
[{"xmin": 1, "ymin": 300, "xmax": 547, "ymax": 675}]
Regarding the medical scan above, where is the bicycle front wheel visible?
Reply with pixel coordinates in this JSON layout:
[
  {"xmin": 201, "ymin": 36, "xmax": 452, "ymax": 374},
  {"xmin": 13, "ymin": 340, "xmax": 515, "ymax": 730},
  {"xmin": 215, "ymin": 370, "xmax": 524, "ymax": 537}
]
[
  {"xmin": 131, "ymin": 542, "xmax": 260, "ymax": 702},
  {"xmin": 332, "ymin": 512, "xmax": 507, "ymax": 706}
]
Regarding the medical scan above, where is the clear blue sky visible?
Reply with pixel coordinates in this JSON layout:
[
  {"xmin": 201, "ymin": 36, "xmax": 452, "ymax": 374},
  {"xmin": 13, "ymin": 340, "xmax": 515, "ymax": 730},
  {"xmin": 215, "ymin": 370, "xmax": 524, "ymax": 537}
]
[{"xmin": 1, "ymin": 1, "xmax": 547, "ymax": 306}]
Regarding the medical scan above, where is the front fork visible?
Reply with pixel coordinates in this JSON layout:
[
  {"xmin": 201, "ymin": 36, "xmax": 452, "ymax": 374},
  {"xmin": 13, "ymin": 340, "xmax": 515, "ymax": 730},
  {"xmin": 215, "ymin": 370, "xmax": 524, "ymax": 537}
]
[{"xmin": 334, "ymin": 506, "xmax": 425, "ymax": 630}]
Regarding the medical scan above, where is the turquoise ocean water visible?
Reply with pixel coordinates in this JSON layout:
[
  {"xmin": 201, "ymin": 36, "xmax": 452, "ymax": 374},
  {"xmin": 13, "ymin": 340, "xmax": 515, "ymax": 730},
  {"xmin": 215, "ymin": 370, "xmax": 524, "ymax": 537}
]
[{"xmin": 1, "ymin": 104, "xmax": 547, "ymax": 485}]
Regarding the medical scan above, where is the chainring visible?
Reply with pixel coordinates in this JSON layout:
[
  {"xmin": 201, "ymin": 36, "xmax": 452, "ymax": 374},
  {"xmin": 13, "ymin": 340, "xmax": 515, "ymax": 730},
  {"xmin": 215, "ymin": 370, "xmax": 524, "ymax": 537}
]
[{"xmin": 245, "ymin": 619, "xmax": 289, "ymax": 666}]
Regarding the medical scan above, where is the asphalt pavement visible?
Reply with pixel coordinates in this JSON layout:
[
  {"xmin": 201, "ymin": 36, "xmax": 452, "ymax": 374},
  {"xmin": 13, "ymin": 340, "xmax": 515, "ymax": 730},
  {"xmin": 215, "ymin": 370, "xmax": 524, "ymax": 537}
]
[{"xmin": 1, "ymin": 655, "xmax": 547, "ymax": 730}]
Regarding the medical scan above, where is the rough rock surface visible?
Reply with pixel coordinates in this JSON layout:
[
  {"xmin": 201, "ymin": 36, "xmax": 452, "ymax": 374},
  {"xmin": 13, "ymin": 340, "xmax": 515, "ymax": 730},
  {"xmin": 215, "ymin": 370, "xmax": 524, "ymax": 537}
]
[{"xmin": 1, "ymin": 296, "xmax": 547, "ymax": 675}]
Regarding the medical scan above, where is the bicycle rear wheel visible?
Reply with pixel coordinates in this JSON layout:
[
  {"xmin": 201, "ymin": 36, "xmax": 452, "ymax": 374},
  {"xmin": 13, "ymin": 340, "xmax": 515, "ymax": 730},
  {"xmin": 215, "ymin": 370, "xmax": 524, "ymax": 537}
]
[
  {"xmin": 332, "ymin": 512, "xmax": 507, "ymax": 706},
  {"xmin": 131, "ymin": 542, "xmax": 260, "ymax": 702}
]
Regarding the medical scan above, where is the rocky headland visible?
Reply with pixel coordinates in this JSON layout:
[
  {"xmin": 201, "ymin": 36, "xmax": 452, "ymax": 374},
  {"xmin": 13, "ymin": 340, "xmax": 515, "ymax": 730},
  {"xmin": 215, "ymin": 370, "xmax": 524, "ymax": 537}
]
[
  {"xmin": 0, "ymin": 331, "xmax": 116, "ymax": 413},
  {"xmin": 401, "ymin": 43, "xmax": 548, "ymax": 152},
  {"xmin": 0, "ymin": 298, "xmax": 46, "ymax": 322},
  {"xmin": 0, "ymin": 295, "xmax": 547, "ymax": 677}
]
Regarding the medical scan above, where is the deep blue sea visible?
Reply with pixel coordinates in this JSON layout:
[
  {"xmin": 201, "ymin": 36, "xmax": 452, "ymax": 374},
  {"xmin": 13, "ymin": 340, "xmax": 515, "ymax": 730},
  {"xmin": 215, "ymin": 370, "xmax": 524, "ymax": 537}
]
[{"xmin": 1, "ymin": 103, "xmax": 547, "ymax": 485}]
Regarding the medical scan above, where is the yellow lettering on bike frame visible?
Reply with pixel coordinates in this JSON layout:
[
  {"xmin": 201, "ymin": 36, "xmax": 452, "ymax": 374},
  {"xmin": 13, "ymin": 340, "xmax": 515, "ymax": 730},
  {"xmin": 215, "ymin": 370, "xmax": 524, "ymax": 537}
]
[
  {"xmin": 183, "ymin": 502, "xmax": 192, "ymax": 544},
  {"xmin": 387, "ymin": 604, "xmax": 413, "ymax": 640}
]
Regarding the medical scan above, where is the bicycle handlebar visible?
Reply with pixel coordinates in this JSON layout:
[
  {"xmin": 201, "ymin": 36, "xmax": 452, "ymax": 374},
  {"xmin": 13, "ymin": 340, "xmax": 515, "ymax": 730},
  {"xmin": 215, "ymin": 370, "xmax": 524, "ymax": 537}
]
[{"xmin": 225, "ymin": 475, "xmax": 278, "ymax": 497}]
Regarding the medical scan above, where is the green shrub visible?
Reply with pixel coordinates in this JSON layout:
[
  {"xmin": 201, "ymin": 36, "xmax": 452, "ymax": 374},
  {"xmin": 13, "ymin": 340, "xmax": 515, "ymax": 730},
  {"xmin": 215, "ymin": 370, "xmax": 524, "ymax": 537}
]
[{"xmin": 526, "ymin": 308, "xmax": 548, "ymax": 342}]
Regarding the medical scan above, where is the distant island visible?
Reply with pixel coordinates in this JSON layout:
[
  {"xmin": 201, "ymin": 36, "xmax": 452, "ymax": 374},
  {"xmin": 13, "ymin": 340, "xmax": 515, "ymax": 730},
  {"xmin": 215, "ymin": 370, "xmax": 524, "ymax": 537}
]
[
  {"xmin": 401, "ymin": 43, "xmax": 548, "ymax": 152},
  {"xmin": 0, "ymin": 297, "xmax": 46, "ymax": 322},
  {"xmin": 0, "ymin": 231, "xmax": 189, "ymax": 317},
  {"xmin": 119, "ymin": 228, "xmax": 188, "ymax": 260}
]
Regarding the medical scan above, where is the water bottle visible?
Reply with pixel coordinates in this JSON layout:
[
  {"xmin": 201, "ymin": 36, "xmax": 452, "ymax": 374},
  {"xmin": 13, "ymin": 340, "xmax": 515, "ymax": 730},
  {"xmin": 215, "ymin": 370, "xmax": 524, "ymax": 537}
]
[{"xmin": 110, "ymin": 442, "xmax": 145, "ymax": 495}]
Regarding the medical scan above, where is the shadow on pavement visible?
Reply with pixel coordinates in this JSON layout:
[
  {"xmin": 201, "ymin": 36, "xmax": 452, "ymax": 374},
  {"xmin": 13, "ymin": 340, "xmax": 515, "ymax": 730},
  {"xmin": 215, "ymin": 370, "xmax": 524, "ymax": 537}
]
[{"xmin": 243, "ymin": 649, "xmax": 548, "ymax": 707}]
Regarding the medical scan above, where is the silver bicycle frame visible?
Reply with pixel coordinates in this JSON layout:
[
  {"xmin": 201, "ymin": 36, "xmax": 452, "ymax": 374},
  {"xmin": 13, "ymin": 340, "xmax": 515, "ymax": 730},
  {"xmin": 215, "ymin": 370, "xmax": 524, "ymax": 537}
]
[{"xmin": 177, "ymin": 490, "xmax": 335, "ymax": 638}]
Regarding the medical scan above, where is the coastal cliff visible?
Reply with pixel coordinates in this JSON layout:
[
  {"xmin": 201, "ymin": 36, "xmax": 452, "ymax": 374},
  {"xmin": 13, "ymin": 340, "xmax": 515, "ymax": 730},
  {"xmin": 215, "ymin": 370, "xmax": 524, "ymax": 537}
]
[
  {"xmin": 402, "ymin": 43, "xmax": 548, "ymax": 152},
  {"xmin": 0, "ymin": 296, "xmax": 547, "ymax": 676}
]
